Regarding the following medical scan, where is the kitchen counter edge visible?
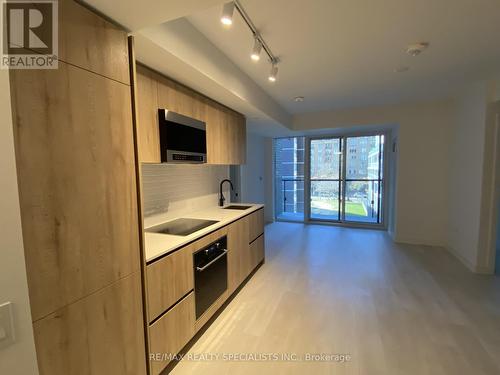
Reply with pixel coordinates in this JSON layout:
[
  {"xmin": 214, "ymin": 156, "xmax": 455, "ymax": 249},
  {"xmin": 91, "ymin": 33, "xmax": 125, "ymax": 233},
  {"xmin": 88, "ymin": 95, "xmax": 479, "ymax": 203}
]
[{"xmin": 144, "ymin": 204, "xmax": 264, "ymax": 263}]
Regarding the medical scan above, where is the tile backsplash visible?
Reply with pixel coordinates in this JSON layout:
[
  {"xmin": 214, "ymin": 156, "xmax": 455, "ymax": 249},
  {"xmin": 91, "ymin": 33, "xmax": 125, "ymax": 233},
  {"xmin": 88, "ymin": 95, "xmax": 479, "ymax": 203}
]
[{"xmin": 141, "ymin": 163, "xmax": 230, "ymax": 221}]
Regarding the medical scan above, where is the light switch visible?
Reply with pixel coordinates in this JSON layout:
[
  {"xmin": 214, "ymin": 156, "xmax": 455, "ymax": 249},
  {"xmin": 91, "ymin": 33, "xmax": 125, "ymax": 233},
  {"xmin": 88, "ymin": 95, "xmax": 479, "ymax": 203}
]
[{"xmin": 0, "ymin": 302, "xmax": 15, "ymax": 349}]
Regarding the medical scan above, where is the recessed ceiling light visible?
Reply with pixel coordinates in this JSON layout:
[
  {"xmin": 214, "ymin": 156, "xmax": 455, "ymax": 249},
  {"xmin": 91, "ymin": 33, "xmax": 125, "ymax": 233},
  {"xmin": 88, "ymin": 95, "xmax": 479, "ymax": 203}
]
[
  {"xmin": 406, "ymin": 42, "xmax": 429, "ymax": 56},
  {"xmin": 294, "ymin": 96, "xmax": 305, "ymax": 102},
  {"xmin": 394, "ymin": 66, "xmax": 410, "ymax": 73}
]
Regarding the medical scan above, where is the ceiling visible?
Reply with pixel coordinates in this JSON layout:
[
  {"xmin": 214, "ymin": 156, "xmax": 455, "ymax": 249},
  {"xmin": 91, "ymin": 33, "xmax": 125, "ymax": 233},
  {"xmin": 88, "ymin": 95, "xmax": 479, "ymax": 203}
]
[
  {"xmin": 83, "ymin": 0, "xmax": 223, "ymax": 31},
  {"xmin": 84, "ymin": 0, "xmax": 293, "ymax": 135},
  {"xmin": 187, "ymin": 0, "xmax": 500, "ymax": 114},
  {"xmin": 133, "ymin": 28, "xmax": 291, "ymax": 136},
  {"xmin": 84, "ymin": 0, "xmax": 500, "ymax": 135}
]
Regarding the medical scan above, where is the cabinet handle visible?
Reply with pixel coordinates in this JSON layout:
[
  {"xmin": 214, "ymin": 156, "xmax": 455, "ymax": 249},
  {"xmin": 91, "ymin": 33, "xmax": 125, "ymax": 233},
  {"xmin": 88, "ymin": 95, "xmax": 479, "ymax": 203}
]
[{"xmin": 196, "ymin": 250, "xmax": 228, "ymax": 272}]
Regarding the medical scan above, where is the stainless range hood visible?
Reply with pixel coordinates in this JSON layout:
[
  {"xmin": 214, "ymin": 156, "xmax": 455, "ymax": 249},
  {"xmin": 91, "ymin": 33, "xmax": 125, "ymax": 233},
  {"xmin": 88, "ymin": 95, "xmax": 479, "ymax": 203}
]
[{"xmin": 158, "ymin": 109, "xmax": 207, "ymax": 163}]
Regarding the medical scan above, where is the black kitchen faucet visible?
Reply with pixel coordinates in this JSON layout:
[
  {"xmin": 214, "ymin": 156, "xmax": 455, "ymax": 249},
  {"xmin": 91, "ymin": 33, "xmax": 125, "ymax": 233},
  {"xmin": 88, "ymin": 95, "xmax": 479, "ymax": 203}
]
[{"xmin": 219, "ymin": 179, "xmax": 234, "ymax": 207}]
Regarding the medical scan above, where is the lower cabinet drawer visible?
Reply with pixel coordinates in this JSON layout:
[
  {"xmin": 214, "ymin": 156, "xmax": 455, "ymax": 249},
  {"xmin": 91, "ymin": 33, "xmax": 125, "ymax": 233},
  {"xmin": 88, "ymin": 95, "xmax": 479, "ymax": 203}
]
[
  {"xmin": 146, "ymin": 246, "xmax": 194, "ymax": 322},
  {"xmin": 249, "ymin": 234, "xmax": 265, "ymax": 271},
  {"xmin": 149, "ymin": 292, "xmax": 195, "ymax": 375},
  {"xmin": 248, "ymin": 208, "xmax": 264, "ymax": 243}
]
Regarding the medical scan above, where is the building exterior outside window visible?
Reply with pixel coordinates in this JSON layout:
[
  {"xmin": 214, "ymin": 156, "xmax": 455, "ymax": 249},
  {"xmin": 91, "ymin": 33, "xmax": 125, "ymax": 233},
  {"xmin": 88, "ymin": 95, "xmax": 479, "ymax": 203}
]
[{"xmin": 274, "ymin": 137, "xmax": 305, "ymax": 220}]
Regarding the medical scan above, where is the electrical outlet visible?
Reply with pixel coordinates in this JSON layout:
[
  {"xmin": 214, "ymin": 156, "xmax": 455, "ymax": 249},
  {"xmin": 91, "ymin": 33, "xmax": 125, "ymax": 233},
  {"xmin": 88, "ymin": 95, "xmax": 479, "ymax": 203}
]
[{"xmin": 0, "ymin": 302, "xmax": 15, "ymax": 349}]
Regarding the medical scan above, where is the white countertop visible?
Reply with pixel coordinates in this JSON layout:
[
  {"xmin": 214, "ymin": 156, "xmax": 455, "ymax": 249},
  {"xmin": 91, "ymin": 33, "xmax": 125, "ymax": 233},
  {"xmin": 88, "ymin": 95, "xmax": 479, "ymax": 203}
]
[{"xmin": 144, "ymin": 203, "xmax": 264, "ymax": 262}]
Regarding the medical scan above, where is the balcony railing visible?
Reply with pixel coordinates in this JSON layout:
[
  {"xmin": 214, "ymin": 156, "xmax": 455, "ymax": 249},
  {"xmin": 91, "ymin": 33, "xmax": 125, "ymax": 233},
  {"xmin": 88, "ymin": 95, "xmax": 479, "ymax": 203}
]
[
  {"xmin": 281, "ymin": 178, "xmax": 304, "ymax": 212},
  {"xmin": 280, "ymin": 178, "xmax": 381, "ymax": 221}
]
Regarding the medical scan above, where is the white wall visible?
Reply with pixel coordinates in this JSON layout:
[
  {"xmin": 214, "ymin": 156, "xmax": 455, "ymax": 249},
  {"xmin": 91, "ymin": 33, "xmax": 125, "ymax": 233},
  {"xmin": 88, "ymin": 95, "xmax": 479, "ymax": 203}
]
[
  {"xmin": 446, "ymin": 78, "xmax": 500, "ymax": 273},
  {"xmin": 0, "ymin": 71, "xmax": 39, "ymax": 374},
  {"xmin": 293, "ymin": 99, "xmax": 454, "ymax": 246},
  {"xmin": 447, "ymin": 82, "xmax": 489, "ymax": 271},
  {"xmin": 286, "ymin": 78, "xmax": 500, "ymax": 272},
  {"xmin": 239, "ymin": 132, "xmax": 274, "ymax": 222},
  {"xmin": 240, "ymin": 133, "xmax": 265, "ymax": 202},
  {"xmin": 263, "ymin": 137, "xmax": 275, "ymax": 223},
  {"xmin": 493, "ymin": 76, "xmax": 500, "ymax": 101},
  {"xmin": 480, "ymin": 100, "xmax": 500, "ymax": 272}
]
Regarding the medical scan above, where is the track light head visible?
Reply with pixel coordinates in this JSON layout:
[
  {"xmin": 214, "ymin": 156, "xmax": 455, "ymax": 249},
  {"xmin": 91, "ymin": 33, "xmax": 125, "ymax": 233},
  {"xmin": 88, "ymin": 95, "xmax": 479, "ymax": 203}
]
[
  {"xmin": 221, "ymin": 2, "xmax": 235, "ymax": 26},
  {"xmin": 219, "ymin": 0, "xmax": 280, "ymax": 82},
  {"xmin": 268, "ymin": 63, "xmax": 278, "ymax": 82},
  {"xmin": 251, "ymin": 38, "xmax": 262, "ymax": 61}
]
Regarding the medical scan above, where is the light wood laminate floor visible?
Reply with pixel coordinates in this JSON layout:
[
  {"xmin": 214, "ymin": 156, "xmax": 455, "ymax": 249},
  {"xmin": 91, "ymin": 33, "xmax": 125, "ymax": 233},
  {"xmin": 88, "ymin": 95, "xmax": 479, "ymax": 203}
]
[{"xmin": 169, "ymin": 222, "xmax": 500, "ymax": 375}]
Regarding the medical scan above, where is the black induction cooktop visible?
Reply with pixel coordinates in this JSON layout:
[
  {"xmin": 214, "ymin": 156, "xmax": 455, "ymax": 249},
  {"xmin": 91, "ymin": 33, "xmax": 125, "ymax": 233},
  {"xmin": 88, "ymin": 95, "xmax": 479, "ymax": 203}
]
[{"xmin": 146, "ymin": 218, "xmax": 219, "ymax": 236}]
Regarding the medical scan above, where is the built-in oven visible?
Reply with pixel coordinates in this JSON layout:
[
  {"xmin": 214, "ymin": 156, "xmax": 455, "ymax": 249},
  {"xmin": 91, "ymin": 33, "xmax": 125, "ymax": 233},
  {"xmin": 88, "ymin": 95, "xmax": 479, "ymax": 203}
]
[{"xmin": 193, "ymin": 236, "xmax": 228, "ymax": 319}]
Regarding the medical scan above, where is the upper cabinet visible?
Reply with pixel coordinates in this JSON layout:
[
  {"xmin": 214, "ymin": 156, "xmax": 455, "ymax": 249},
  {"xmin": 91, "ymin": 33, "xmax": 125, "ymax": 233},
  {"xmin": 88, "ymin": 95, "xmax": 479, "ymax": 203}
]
[
  {"xmin": 206, "ymin": 103, "xmax": 246, "ymax": 165},
  {"xmin": 59, "ymin": 0, "xmax": 130, "ymax": 85},
  {"xmin": 136, "ymin": 65, "xmax": 160, "ymax": 162},
  {"xmin": 135, "ymin": 64, "xmax": 246, "ymax": 165}
]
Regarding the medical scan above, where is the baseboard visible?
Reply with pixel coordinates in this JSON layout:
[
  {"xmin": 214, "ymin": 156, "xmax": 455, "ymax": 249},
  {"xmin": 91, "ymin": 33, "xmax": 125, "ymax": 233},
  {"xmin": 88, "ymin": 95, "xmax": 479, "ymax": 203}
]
[
  {"xmin": 444, "ymin": 245, "xmax": 493, "ymax": 274},
  {"xmin": 387, "ymin": 229, "xmax": 395, "ymax": 240},
  {"xmin": 445, "ymin": 245, "xmax": 475, "ymax": 272},
  {"xmin": 474, "ymin": 265, "xmax": 494, "ymax": 274},
  {"xmin": 393, "ymin": 235, "xmax": 446, "ymax": 248}
]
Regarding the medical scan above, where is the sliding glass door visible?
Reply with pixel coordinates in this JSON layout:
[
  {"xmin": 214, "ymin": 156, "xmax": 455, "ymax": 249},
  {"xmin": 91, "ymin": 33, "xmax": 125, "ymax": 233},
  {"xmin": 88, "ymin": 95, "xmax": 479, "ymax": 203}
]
[
  {"xmin": 344, "ymin": 135, "xmax": 384, "ymax": 223},
  {"xmin": 309, "ymin": 134, "xmax": 385, "ymax": 225},
  {"xmin": 310, "ymin": 138, "xmax": 342, "ymax": 220}
]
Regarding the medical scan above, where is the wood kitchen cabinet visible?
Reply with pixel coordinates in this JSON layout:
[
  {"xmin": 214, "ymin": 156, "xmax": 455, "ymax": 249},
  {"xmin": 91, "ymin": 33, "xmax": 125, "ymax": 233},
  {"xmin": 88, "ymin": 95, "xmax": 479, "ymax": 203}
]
[
  {"xmin": 58, "ymin": 0, "xmax": 130, "ymax": 85},
  {"xmin": 146, "ymin": 245, "xmax": 194, "ymax": 322},
  {"xmin": 227, "ymin": 217, "xmax": 250, "ymax": 294},
  {"xmin": 156, "ymin": 72, "xmax": 206, "ymax": 121},
  {"xmin": 206, "ymin": 103, "xmax": 247, "ymax": 165},
  {"xmin": 227, "ymin": 208, "xmax": 265, "ymax": 293},
  {"xmin": 144, "ymin": 208, "xmax": 265, "ymax": 373},
  {"xmin": 248, "ymin": 208, "xmax": 265, "ymax": 243},
  {"xmin": 10, "ymin": 2, "xmax": 146, "ymax": 375},
  {"xmin": 249, "ymin": 234, "xmax": 265, "ymax": 272},
  {"xmin": 135, "ymin": 64, "xmax": 246, "ymax": 165},
  {"xmin": 246, "ymin": 208, "xmax": 265, "ymax": 277},
  {"xmin": 10, "ymin": 61, "xmax": 141, "ymax": 321},
  {"xmin": 149, "ymin": 293, "xmax": 195, "ymax": 375},
  {"xmin": 136, "ymin": 65, "xmax": 160, "ymax": 163},
  {"xmin": 33, "ymin": 273, "xmax": 146, "ymax": 375}
]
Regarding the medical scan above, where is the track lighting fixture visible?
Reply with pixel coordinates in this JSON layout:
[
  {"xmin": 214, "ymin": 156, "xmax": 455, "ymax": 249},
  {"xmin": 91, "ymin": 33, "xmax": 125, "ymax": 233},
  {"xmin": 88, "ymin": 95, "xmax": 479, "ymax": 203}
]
[
  {"xmin": 268, "ymin": 63, "xmax": 278, "ymax": 82},
  {"xmin": 251, "ymin": 38, "xmax": 262, "ymax": 61},
  {"xmin": 220, "ymin": 0, "xmax": 280, "ymax": 83},
  {"xmin": 220, "ymin": 2, "xmax": 235, "ymax": 26}
]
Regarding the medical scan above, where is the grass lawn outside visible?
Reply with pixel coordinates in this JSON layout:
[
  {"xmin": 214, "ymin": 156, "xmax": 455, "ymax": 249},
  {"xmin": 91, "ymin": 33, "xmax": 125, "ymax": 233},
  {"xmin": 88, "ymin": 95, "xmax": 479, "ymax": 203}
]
[
  {"xmin": 311, "ymin": 197, "xmax": 367, "ymax": 217},
  {"xmin": 345, "ymin": 202, "xmax": 367, "ymax": 216}
]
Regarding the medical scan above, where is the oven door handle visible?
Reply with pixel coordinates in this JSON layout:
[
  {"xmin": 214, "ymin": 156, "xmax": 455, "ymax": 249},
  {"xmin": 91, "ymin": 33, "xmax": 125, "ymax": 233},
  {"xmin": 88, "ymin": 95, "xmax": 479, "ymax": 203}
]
[{"xmin": 196, "ymin": 249, "xmax": 228, "ymax": 272}]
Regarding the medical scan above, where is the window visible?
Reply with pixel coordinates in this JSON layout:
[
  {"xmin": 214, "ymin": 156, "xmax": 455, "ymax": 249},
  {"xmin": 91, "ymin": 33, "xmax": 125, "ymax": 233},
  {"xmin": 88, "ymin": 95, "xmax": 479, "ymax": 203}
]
[
  {"xmin": 309, "ymin": 134, "xmax": 385, "ymax": 225},
  {"xmin": 274, "ymin": 133, "xmax": 387, "ymax": 226},
  {"xmin": 274, "ymin": 137, "xmax": 305, "ymax": 221},
  {"xmin": 310, "ymin": 138, "xmax": 342, "ymax": 221},
  {"xmin": 344, "ymin": 135, "xmax": 384, "ymax": 223}
]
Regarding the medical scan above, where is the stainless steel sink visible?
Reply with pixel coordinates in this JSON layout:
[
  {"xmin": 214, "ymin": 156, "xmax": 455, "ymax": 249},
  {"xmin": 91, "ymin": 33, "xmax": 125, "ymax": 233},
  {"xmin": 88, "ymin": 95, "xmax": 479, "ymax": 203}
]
[{"xmin": 223, "ymin": 205, "xmax": 252, "ymax": 210}]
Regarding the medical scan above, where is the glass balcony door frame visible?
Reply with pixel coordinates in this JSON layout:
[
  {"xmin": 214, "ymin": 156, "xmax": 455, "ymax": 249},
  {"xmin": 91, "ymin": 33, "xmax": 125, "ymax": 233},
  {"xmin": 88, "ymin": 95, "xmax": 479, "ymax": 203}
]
[
  {"xmin": 304, "ymin": 131, "xmax": 389, "ymax": 228},
  {"xmin": 306, "ymin": 136, "xmax": 343, "ymax": 222}
]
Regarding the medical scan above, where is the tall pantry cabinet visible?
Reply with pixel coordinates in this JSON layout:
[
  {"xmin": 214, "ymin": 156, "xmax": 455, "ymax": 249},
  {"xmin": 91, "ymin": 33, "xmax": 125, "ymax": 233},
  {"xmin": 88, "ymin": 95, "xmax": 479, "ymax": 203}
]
[{"xmin": 8, "ymin": 1, "xmax": 147, "ymax": 374}]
